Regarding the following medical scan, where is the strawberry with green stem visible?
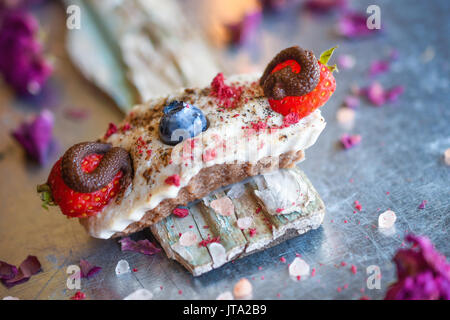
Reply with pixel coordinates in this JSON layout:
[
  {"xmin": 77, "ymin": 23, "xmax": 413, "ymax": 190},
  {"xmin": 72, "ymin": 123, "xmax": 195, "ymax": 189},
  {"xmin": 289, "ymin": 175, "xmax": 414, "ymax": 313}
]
[
  {"xmin": 38, "ymin": 154, "xmax": 122, "ymax": 218},
  {"xmin": 268, "ymin": 46, "xmax": 338, "ymax": 118}
]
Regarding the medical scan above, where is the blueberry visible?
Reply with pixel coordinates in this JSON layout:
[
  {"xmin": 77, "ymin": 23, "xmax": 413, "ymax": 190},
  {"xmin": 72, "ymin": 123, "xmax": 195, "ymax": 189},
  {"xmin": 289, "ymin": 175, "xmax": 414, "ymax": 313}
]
[{"xmin": 159, "ymin": 101, "xmax": 208, "ymax": 145}]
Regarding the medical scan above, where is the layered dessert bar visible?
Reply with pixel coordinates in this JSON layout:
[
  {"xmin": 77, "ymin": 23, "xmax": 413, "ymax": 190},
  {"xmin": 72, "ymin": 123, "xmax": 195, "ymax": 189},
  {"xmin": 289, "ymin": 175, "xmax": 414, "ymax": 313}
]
[{"xmin": 38, "ymin": 46, "xmax": 337, "ymax": 240}]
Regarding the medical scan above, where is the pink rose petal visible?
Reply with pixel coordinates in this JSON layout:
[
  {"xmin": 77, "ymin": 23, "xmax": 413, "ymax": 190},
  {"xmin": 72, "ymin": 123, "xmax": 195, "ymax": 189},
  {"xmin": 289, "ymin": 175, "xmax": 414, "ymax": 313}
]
[
  {"xmin": 0, "ymin": 261, "xmax": 18, "ymax": 281},
  {"xmin": 227, "ymin": 10, "xmax": 262, "ymax": 45},
  {"xmin": 337, "ymin": 11, "xmax": 381, "ymax": 38},
  {"xmin": 79, "ymin": 259, "xmax": 101, "ymax": 279},
  {"xmin": 386, "ymin": 85, "xmax": 404, "ymax": 103},
  {"xmin": 304, "ymin": 0, "xmax": 348, "ymax": 13},
  {"xmin": 1, "ymin": 255, "xmax": 41, "ymax": 288},
  {"xmin": 369, "ymin": 60, "xmax": 390, "ymax": 77},
  {"xmin": 418, "ymin": 200, "xmax": 427, "ymax": 210},
  {"xmin": 344, "ymin": 95, "xmax": 360, "ymax": 109},
  {"xmin": 119, "ymin": 237, "xmax": 161, "ymax": 255},
  {"xmin": 366, "ymin": 81, "xmax": 386, "ymax": 106},
  {"xmin": 11, "ymin": 109, "xmax": 55, "ymax": 165},
  {"xmin": 340, "ymin": 134, "xmax": 361, "ymax": 149}
]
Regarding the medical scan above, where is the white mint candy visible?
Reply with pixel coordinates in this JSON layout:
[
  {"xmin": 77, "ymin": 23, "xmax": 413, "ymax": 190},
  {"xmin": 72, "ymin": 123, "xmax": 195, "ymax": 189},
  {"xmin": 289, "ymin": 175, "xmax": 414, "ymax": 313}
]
[
  {"xmin": 216, "ymin": 291, "xmax": 234, "ymax": 300},
  {"xmin": 289, "ymin": 257, "xmax": 310, "ymax": 277},
  {"xmin": 179, "ymin": 231, "xmax": 198, "ymax": 247},
  {"xmin": 237, "ymin": 217, "xmax": 253, "ymax": 230},
  {"xmin": 124, "ymin": 288, "xmax": 153, "ymax": 300},
  {"xmin": 378, "ymin": 210, "xmax": 397, "ymax": 229},
  {"xmin": 115, "ymin": 259, "xmax": 131, "ymax": 275}
]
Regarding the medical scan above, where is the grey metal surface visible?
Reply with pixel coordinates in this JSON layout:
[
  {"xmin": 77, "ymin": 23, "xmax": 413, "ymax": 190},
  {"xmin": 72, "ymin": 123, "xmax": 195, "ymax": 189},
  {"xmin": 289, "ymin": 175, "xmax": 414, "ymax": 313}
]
[{"xmin": 0, "ymin": 0, "xmax": 449, "ymax": 300}]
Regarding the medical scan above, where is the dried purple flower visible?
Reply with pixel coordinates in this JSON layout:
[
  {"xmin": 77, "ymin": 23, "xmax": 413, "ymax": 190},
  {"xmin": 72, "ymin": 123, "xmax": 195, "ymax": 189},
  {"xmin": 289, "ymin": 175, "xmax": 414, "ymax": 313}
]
[
  {"xmin": 340, "ymin": 134, "xmax": 361, "ymax": 150},
  {"xmin": 0, "ymin": 9, "xmax": 52, "ymax": 95},
  {"xmin": 79, "ymin": 259, "xmax": 102, "ymax": 279},
  {"xmin": 11, "ymin": 109, "xmax": 55, "ymax": 165},
  {"xmin": 260, "ymin": 0, "xmax": 297, "ymax": 12},
  {"xmin": 365, "ymin": 81, "xmax": 386, "ymax": 106},
  {"xmin": 364, "ymin": 82, "xmax": 404, "ymax": 106},
  {"xmin": 304, "ymin": 0, "xmax": 347, "ymax": 13},
  {"xmin": 227, "ymin": 10, "xmax": 262, "ymax": 45},
  {"xmin": 337, "ymin": 11, "xmax": 380, "ymax": 38},
  {"xmin": 386, "ymin": 85, "xmax": 404, "ymax": 103},
  {"xmin": 369, "ymin": 60, "xmax": 390, "ymax": 77},
  {"xmin": 1, "ymin": 256, "xmax": 41, "ymax": 288},
  {"xmin": 418, "ymin": 200, "xmax": 427, "ymax": 210},
  {"xmin": 385, "ymin": 234, "xmax": 450, "ymax": 300},
  {"xmin": 0, "ymin": 261, "xmax": 18, "ymax": 281},
  {"xmin": 119, "ymin": 237, "xmax": 161, "ymax": 256}
]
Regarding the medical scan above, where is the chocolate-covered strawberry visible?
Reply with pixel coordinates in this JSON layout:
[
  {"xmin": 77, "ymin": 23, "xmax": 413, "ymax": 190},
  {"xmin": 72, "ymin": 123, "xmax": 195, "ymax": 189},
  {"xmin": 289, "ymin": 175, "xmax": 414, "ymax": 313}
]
[
  {"xmin": 38, "ymin": 142, "xmax": 132, "ymax": 218},
  {"xmin": 260, "ymin": 46, "xmax": 337, "ymax": 118}
]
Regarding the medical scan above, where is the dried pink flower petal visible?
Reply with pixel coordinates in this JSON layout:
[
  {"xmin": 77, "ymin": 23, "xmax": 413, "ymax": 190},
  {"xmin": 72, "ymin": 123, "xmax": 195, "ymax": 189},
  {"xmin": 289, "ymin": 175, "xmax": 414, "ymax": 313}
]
[
  {"xmin": 369, "ymin": 60, "xmax": 390, "ymax": 77},
  {"xmin": 1, "ymin": 255, "xmax": 41, "ymax": 288},
  {"xmin": 79, "ymin": 259, "xmax": 102, "ymax": 279},
  {"xmin": 0, "ymin": 261, "xmax": 18, "ymax": 281},
  {"xmin": 386, "ymin": 85, "xmax": 404, "ymax": 103},
  {"xmin": 304, "ymin": 0, "xmax": 347, "ymax": 13},
  {"xmin": 337, "ymin": 11, "xmax": 381, "ymax": 38},
  {"xmin": 366, "ymin": 81, "xmax": 386, "ymax": 106},
  {"xmin": 260, "ymin": 0, "xmax": 297, "ymax": 13},
  {"xmin": 118, "ymin": 237, "xmax": 161, "ymax": 255},
  {"xmin": 11, "ymin": 109, "xmax": 55, "ymax": 165},
  {"xmin": 385, "ymin": 234, "xmax": 450, "ymax": 300},
  {"xmin": 418, "ymin": 200, "xmax": 427, "ymax": 210},
  {"xmin": 340, "ymin": 134, "xmax": 361, "ymax": 149},
  {"xmin": 0, "ymin": 9, "xmax": 52, "ymax": 95},
  {"xmin": 344, "ymin": 95, "xmax": 360, "ymax": 109},
  {"xmin": 227, "ymin": 10, "xmax": 262, "ymax": 45}
]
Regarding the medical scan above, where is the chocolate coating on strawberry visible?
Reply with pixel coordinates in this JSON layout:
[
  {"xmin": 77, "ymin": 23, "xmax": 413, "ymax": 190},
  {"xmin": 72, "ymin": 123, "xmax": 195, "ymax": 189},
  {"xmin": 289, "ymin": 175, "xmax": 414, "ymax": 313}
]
[
  {"xmin": 61, "ymin": 142, "xmax": 132, "ymax": 193},
  {"xmin": 260, "ymin": 46, "xmax": 320, "ymax": 100}
]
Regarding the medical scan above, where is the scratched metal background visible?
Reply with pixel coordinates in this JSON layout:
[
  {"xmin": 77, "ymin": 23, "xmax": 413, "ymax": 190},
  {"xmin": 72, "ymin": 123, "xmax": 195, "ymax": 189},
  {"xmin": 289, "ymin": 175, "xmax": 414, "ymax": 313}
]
[{"xmin": 0, "ymin": 0, "xmax": 449, "ymax": 300}]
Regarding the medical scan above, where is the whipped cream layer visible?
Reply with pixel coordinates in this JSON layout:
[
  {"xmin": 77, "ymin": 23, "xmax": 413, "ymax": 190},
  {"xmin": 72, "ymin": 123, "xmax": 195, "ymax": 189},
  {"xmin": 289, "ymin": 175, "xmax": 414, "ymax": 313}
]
[{"xmin": 84, "ymin": 74, "xmax": 326, "ymax": 239}]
